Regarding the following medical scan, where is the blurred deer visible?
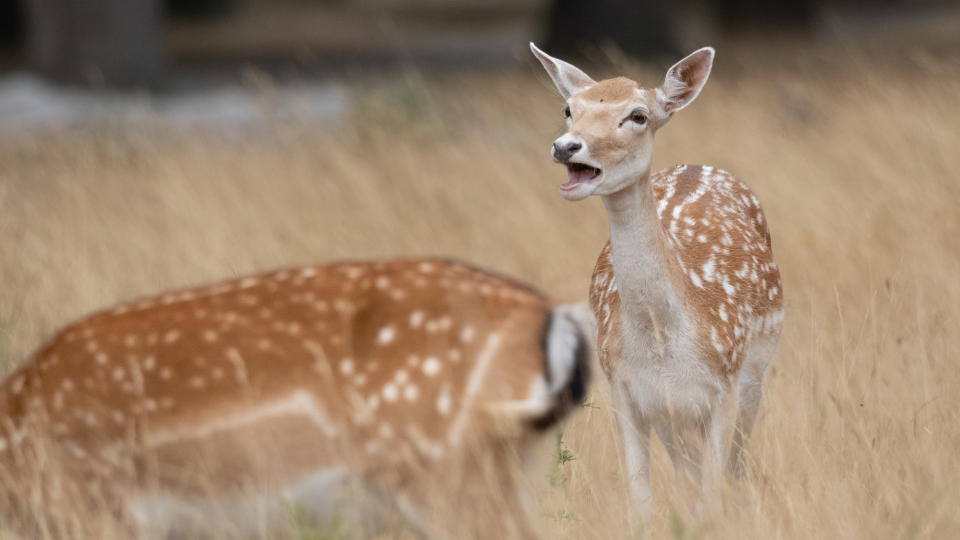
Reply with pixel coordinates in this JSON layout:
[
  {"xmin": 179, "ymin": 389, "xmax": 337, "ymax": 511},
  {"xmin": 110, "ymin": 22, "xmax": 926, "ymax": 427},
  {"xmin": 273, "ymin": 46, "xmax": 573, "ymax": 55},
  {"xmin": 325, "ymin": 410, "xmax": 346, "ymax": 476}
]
[
  {"xmin": 531, "ymin": 43, "xmax": 783, "ymax": 517},
  {"xmin": 0, "ymin": 259, "xmax": 589, "ymax": 538}
]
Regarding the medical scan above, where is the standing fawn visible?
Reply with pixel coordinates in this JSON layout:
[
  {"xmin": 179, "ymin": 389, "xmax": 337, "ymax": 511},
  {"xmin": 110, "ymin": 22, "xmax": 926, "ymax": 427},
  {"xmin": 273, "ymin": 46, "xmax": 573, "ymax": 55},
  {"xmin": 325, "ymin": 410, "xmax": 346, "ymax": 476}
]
[
  {"xmin": 531, "ymin": 44, "xmax": 783, "ymax": 516},
  {"xmin": 0, "ymin": 259, "xmax": 589, "ymax": 538}
]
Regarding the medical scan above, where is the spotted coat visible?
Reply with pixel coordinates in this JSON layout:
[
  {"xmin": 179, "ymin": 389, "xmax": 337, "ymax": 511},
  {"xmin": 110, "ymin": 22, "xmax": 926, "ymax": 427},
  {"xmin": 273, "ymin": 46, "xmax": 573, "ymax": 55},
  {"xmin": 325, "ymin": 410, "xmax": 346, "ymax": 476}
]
[
  {"xmin": 590, "ymin": 164, "xmax": 784, "ymax": 376},
  {"xmin": 0, "ymin": 259, "xmax": 588, "ymax": 531}
]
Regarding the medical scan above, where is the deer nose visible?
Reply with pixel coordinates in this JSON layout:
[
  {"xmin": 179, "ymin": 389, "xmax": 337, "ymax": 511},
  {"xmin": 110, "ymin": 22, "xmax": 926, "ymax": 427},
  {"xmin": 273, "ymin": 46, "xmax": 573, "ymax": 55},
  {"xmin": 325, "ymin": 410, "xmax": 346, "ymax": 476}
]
[{"xmin": 552, "ymin": 141, "xmax": 582, "ymax": 163}]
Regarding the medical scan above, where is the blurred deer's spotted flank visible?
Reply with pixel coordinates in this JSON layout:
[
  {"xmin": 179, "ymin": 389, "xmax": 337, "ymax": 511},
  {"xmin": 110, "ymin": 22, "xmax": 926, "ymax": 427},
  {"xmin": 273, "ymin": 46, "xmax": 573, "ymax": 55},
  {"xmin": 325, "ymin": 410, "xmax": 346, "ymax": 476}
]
[{"xmin": 0, "ymin": 258, "xmax": 589, "ymax": 538}]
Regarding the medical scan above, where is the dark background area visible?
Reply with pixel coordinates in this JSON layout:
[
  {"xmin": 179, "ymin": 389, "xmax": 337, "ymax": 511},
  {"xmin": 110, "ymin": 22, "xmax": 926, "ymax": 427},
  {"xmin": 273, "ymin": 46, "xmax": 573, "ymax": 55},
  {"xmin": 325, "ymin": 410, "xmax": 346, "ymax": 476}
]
[{"xmin": 0, "ymin": 0, "xmax": 953, "ymax": 88}]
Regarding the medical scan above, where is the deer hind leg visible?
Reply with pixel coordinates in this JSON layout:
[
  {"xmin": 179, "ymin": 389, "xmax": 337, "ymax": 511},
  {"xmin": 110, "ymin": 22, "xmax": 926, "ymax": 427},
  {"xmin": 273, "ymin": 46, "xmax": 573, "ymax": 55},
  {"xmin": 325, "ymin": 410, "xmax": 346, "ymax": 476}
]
[
  {"xmin": 728, "ymin": 367, "xmax": 763, "ymax": 479},
  {"xmin": 728, "ymin": 336, "xmax": 774, "ymax": 479},
  {"xmin": 698, "ymin": 389, "xmax": 738, "ymax": 515},
  {"xmin": 611, "ymin": 385, "xmax": 653, "ymax": 523}
]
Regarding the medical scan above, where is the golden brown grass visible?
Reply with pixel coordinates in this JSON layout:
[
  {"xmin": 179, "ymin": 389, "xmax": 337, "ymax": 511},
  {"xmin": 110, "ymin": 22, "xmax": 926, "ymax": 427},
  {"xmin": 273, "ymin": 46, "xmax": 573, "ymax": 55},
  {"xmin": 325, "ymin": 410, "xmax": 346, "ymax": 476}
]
[{"xmin": 1, "ymin": 39, "xmax": 958, "ymax": 538}]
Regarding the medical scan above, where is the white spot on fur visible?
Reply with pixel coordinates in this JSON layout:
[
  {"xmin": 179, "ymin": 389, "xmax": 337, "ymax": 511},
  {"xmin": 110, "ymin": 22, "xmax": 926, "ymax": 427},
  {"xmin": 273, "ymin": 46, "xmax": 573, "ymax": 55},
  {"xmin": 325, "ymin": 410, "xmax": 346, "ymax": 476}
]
[
  {"xmin": 722, "ymin": 277, "xmax": 736, "ymax": 296},
  {"xmin": 422, "ymin": 357, "xmax": 441, "ymax": 377},
  {"xmin": 702, "ymin": 258, "xmax": 716, "ymax": 282},
  {"xmin": 164, "ymin": 330, "xmax": 180, "ymax": 344},
  {"xmin": 377, "ymin": 325, "xmax": 396, "ymax": 345},
  {"xmin": 437, "ymin": 386, "xmax": 452, "ymax": 416},
  {"xmin": 382, "ymin": 383, "xmax": 399, "ymax": 402},
  {"xmin": 711, "ymin": 327, "xmax": 725, "ymax": 354}
]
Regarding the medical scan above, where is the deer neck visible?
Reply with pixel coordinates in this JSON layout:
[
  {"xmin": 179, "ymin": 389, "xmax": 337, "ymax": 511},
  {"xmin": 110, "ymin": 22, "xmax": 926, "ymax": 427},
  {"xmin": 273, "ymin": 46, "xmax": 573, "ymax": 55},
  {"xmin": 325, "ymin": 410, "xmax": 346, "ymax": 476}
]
[{"xmin": 601, "ymin": 176, "xmax": 680, "ymax": 337}]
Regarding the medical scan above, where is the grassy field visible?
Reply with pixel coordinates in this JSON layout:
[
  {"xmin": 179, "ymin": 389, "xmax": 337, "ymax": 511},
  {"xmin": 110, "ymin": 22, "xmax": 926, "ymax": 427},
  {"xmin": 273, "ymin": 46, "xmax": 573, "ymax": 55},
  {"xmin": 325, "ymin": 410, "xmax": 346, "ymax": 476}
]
[{"xmin": 1, "ymin": 39, "xmax": 958, "ymax": 538}]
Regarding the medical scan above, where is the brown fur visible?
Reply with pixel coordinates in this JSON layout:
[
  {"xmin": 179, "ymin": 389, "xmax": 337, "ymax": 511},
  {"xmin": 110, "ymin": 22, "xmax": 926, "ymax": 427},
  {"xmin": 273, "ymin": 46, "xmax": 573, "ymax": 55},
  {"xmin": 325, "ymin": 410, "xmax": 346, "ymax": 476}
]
[
  {"xmin": 567, "ymin": 84, "xmax": 658, "ymax": 170},
  {"xmin": 0, "ymin": 259, "xmax": 573, "ymax": 537},
  {"xmin": 578, "ymin": 77, "xmax": 640, "ymax": 103}
]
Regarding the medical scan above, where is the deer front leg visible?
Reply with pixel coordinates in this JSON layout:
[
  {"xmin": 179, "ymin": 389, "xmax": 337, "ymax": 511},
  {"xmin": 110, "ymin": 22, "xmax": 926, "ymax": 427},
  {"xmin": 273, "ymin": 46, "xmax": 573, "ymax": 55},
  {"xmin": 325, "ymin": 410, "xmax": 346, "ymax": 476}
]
[{"xmin": 612, "ymin": 386, "xmax": 652, "ymax": 524}]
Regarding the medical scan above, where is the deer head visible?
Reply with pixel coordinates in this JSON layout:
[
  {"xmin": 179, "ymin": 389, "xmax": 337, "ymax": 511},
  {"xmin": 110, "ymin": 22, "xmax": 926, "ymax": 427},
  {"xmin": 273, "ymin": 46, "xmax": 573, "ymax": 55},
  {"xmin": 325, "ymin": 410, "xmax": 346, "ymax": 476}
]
[{"xmin": 530, "ymin": 43, "xmax": 715, "ymax": 201}]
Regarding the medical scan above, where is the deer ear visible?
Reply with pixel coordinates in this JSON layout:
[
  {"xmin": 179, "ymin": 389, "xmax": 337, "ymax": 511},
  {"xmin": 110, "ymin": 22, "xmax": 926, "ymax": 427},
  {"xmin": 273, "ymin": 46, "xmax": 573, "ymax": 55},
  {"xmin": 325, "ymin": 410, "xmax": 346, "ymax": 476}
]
[
  {"xmin": 658, "ymin": 47, "xmax": 715, "ymax": 114},
  {"xmin": 530, "ymin": 42, "xmax": 596, "ymax": 100}
]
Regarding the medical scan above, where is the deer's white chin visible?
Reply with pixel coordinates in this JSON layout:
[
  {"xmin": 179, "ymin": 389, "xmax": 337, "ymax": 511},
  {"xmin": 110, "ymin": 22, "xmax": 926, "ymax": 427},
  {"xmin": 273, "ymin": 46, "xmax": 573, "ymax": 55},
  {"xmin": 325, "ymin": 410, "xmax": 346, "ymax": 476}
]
[{"xmin": 558, "ymin": 178, "xmax": 598, "ymax": 201}]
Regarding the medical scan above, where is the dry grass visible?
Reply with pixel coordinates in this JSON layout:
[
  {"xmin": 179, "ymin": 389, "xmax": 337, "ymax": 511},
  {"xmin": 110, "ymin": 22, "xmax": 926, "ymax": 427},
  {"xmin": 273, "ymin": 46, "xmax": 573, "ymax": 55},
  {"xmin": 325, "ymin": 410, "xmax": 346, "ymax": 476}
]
[{"xmin": 1, "ymin": 39, "xmax": 959, "ymax": 538}]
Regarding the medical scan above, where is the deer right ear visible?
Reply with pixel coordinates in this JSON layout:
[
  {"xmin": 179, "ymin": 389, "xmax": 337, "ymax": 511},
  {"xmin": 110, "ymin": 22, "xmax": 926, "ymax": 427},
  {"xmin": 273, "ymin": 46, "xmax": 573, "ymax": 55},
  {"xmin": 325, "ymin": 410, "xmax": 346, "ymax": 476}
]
[
  {"xmin": 658, "ymin": 47, "xmax": 715, "ymax": 114},
  {"xmin": 530, "ymin": 43, "xmax": 596, "ymax": 100}
]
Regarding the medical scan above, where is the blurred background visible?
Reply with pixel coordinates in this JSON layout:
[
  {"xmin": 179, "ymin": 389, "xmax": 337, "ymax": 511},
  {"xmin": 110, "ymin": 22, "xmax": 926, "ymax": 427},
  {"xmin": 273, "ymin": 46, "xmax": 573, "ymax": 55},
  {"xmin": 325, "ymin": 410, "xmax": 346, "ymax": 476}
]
[
  {"xmin": 1, "ymin": 1, "xmax": 959, "ymax": 539},
  {"xmin": 0, "ymin": 0, "xmax": 957, "ymax": 129}
]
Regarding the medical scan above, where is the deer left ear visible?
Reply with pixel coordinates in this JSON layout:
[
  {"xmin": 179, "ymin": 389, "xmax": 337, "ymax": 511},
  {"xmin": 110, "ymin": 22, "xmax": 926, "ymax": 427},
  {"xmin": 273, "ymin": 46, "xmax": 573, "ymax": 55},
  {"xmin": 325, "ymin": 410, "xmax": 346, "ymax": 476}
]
[
  {"xmin": 658, "ymin": 47, "xmax": 715, "ymax": 114},
  {"xmin": 530, "ymin": 42, "xmax": 596, "ymax": 100}
]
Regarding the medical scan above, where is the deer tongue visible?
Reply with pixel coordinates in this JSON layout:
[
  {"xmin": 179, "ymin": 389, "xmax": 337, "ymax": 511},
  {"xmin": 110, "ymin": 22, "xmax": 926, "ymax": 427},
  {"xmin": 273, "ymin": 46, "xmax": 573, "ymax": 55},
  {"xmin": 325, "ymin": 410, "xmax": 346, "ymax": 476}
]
[{"xmin": 562, "ymin": 164, "xmax": 600, "ymax": 189}]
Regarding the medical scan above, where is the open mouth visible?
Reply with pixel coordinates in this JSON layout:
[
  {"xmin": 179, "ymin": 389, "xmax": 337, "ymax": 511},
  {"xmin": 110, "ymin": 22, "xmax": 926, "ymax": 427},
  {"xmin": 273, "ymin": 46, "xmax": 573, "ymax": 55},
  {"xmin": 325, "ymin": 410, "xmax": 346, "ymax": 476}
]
[{"xmin": 561, "ymin": 162, "xmax": 602, "ymax": 190}]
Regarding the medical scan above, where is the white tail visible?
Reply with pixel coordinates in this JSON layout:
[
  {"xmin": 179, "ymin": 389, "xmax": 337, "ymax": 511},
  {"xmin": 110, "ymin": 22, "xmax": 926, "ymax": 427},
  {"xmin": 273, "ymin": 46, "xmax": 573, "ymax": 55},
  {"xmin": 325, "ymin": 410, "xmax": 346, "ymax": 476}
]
[
  {"xmin": 532, "ymin": 44, "xmax": 783, "ymax": 517},
  {"xmin": 0, "ymin": 259, "xmax": 589, "ymax": 538}
]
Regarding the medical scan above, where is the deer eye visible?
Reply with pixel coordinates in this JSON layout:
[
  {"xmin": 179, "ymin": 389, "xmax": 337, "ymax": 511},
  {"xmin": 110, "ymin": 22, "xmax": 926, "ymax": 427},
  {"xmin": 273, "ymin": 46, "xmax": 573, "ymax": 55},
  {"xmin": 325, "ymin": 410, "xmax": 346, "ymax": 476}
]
[
  {"xmin": 564, "ymin": 106, "xmax": 571, "ymax": 119},
  {"xmin": 629, "ymin": 109, "xmax": 648, "ymax": 125}
]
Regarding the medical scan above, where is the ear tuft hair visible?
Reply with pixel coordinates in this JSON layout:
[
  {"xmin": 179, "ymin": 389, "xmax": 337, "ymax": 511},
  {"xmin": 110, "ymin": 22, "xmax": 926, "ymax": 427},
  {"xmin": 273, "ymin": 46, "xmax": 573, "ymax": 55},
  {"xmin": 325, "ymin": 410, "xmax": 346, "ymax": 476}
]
[{"xmin": 661, "ymin": 71, "xmax": 690, "ymax": 109}]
